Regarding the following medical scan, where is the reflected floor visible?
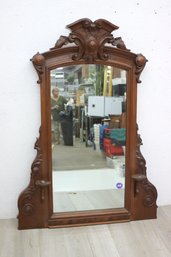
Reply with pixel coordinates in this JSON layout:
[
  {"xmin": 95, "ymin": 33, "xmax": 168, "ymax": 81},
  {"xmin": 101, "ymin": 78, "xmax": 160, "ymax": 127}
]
[
  {"xmin": 52, "ymin": 138, "xmax": 107, "ymax": 171},
  {"xmin": 53, "ymin": 189, "xmax": 124, "ymax": 212},
  {"xmin": 52, "ymin": 138, "xmax": 124, "ymax": 171}
]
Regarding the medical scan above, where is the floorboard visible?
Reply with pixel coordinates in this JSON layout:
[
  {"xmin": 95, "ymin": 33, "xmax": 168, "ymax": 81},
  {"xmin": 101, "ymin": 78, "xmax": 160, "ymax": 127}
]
[{"xmin": 0, "ymin": 205, "xmax": 171, "ymax": 257}]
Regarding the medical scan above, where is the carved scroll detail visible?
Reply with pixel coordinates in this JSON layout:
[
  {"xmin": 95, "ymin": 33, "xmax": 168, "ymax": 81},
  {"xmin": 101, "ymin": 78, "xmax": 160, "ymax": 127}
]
[
  {"xmin": 135, "ymin": 54, "xmax": 148, "ymax": 83},
  {"xmin": 31, "ymin": 53, "xmax": 45, "ymax": 84},
  {"xmin": 142, "ymin": 179, "xmax": 158, "ymax": 207},
  {"xmin": 133, "ymin": 125, "xmax": 157, "ymax": 209},
  {"xmin": 51, "ymin": 18, "xmax": 129, "ymax": 61},
  {"xmin": 18, "ymin": 128, "xmax": 43, "ymax": 216},
  {"xmin": 136, "ymin": 124, "xmax": 147, "ymax": 176}
]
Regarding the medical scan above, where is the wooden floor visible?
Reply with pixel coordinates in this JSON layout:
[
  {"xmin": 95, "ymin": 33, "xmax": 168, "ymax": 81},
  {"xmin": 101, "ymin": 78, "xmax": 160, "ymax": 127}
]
[
  {"xmin": 52, "ymin": 140, "xmax": 108, "ymax": 171},
  {"xmin": 0, "ymin": 205, "xmax": 171, "ymax": 257}
]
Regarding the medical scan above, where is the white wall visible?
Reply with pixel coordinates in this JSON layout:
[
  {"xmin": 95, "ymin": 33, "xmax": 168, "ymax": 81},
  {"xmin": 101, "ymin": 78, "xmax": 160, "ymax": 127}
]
[
  {"xmin": 0, "ymin": 0, "xmax": 171, "ymax": 218},
  {"xmin": 53, "ymin": 169, "xmax": 125, "ymax": 192}
]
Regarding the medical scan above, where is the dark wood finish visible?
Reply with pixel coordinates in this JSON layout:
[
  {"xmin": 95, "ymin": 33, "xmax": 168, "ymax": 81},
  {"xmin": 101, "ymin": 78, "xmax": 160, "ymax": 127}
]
[{"xmin": 17, "ymin": 18, "xmax": 157, "ymax": 229}]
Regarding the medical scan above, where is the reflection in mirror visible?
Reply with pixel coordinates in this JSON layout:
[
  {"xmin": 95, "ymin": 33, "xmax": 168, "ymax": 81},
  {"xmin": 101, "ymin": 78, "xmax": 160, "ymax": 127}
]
[{"xmin": 51, "ymin": 64, "xmax": 127, "ymax": 213}]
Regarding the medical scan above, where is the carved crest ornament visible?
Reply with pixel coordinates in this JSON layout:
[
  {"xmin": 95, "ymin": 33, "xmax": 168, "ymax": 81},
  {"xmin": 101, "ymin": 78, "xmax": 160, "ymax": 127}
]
[
  {"xmin": 32, "ymin": 19, "xmax": 147, "ymax": 84},
  {"xmin": 18, "ymin": 18, "xmax": 157, "ymax": 229}
]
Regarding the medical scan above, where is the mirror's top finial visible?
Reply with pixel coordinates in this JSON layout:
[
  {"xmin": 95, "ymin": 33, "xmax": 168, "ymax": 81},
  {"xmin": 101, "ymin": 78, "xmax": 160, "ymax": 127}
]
[{"xmin": 66, "ymin": 18, "xmax": 119, "ymax": 33}]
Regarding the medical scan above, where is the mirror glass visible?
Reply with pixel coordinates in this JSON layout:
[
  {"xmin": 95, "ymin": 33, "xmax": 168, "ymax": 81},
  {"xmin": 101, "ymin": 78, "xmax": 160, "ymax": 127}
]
[{"xmin": 51, "ymin": 64, "xmax": 127, "ymax": 213}]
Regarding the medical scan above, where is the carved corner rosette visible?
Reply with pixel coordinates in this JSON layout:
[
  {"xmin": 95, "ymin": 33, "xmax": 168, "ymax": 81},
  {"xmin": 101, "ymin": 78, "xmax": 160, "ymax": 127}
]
[
  {"xmin": 132, "ymin": 125, "xmax": 157, "ymax": 209},
  {"xmin": 141, "ymin": 179, "xmax": 158, "ymax": 208},
  {"xmin": 51, "ymin": 18, "xmax": 129, "ymax": 61},
  {"xmin": 18, "ymin": 128, "xmax": 43, "ymax": 217},
  {"xmin": 135, "ymin": 54, "xmax": 148, "ymax": 83},
  {"xmin": 31, "ymin": 53, "xmax": 45, "ymax": 84}
]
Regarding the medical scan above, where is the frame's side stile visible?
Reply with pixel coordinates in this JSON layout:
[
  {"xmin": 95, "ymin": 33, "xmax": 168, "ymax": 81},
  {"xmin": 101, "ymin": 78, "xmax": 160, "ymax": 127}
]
[
  {"xmin": 123, "ymin": 65, "xmax": 135, "ymax": 214},
  {"xmin": 44, "ymin": 66, "xmax": 54, "ymax": 220}
]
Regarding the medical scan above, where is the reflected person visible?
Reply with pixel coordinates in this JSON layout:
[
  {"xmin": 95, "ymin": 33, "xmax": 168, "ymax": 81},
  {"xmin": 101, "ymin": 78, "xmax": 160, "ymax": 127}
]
[
  {"xmin": 51, "ymin": 87, "xmax": 67, "ymax": 144},
  {"xmin": 60, "ymin": 98, "xmax": 74, "ymax": 146}
]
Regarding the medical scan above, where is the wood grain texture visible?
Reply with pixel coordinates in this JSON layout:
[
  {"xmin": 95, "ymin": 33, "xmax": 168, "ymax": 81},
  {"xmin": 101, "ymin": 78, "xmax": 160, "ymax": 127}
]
[{"xmin": 0, "ymin": 206, "xmax": 170, "ymax": 257}]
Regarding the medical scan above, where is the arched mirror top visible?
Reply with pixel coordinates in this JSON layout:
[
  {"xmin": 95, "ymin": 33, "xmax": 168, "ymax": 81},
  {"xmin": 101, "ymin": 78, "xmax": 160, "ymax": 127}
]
[
  {"xmin": 32, "ymin": 18, "xmax": 147, "ymax": 84},
  {"xmin": 18, "ymin": 18, "xmax": 157, "ymax": 229}
]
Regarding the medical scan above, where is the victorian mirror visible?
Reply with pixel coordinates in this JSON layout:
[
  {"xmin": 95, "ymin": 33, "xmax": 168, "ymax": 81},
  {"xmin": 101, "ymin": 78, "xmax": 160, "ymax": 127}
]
[{"xmin": 18, "ymin": 18, "xmax": 157, "ymax": 229}]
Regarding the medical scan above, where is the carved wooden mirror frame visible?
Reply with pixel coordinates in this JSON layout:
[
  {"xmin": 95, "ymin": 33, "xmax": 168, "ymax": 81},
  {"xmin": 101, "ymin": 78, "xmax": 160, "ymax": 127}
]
[{"xmin": 18, "ymin": 18, "xmax": 157, "ymax": 229}]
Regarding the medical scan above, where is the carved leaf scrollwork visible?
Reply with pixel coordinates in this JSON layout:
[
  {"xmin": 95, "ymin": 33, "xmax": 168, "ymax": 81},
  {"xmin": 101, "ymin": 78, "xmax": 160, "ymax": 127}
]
[
  {"xmin": 51, "ymin": 18, "xmax": 129, "ymax": 61},
  {"xmin": 18, "ymin": 128, "xmax": 43, "ymax": 216},
  {"xmin": 31, "ymin": 53, "xmax": 45, "ymax": 84},
  {"xmin": 136, "ymin": 124, "xmax": 147, "ymax": 176},
  {"xmin": 135, "ymin": 54, "xmax": 148, "ymax": 83},
  {"xmin": 134, "ymin": 125, "xmax": 157, "ymax": 208},
  {"xmin": 142, "ymin": 179, "xmax": 158, "ymax": 207}
]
